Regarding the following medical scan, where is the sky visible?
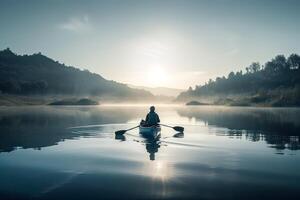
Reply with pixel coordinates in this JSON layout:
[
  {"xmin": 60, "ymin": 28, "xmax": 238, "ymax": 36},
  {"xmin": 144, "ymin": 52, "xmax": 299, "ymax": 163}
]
[{"xmin": 1, "ymin": 0, "xmax": 300, "ymax": 89}]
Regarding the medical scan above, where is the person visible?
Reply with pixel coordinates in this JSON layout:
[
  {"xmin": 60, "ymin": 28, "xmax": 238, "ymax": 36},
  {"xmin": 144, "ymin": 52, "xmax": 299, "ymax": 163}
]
[{"xmin": 143, "ymin": 106, "xmax": 160, "ymax": 126}]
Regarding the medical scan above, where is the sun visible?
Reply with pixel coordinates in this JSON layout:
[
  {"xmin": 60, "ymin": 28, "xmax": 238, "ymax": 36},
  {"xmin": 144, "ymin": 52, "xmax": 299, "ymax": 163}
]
[{"xmin": 146, "ymin": 66, "xmax": 168, "ymax": 87}]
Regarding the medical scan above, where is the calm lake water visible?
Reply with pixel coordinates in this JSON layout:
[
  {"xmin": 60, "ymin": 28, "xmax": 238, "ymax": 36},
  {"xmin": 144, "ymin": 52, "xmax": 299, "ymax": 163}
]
[{"xmin": 0, "ymin": 105, "xmax": 300, "ymax": 200}]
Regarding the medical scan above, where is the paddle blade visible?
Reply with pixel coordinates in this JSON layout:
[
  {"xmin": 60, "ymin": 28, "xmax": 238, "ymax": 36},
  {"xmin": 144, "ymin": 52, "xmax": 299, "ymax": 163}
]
[
  {"xmin": 115, "ymin": 130, "xmax": 126, "ymax": 135},
  {"xmin": 173, "ymin": 126, "xmax": 184, "ymax": 132}
]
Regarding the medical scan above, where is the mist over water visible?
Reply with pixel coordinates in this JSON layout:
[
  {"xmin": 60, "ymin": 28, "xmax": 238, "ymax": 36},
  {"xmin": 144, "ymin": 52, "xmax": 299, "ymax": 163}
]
[{"xmin": 0, "ymin": 105, "xmax": 300, "ymax": 199}]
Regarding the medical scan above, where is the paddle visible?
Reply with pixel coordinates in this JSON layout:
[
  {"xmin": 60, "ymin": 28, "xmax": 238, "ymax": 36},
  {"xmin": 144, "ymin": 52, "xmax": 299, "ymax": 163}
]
[
  {"xmin": 115, "ymin": 125, "xmax": 139, "ymax": 135},
  {"xmin": 159, "ymin": 124, "xmax": 184, "ymax": 132}
]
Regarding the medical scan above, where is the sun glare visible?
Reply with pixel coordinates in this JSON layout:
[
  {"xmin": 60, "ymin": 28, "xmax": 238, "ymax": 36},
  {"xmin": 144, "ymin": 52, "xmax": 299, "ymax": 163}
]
[{"xmin": 146, "ymin": 66, "xmax": 168, "ymax": 87}]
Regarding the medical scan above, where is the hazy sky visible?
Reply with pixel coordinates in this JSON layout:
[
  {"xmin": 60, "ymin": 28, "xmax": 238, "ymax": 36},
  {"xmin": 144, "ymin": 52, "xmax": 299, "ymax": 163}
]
[{"xmin": 1, "ymin": 0, "xmax": 300, "ymax": 89}]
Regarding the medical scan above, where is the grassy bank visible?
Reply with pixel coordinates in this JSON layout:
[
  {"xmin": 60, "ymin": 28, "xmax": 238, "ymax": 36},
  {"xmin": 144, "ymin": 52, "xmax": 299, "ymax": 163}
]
[
  {"xmin": 0, "ymin": 95, "xmax": 50, "ymax": 106},
  {"xmin": 0, "ymin": 95, "xmax": 99, "ymax": 106},
  {"xmin": 183, "ymin": 89, "xmax": 300, "ymax": 107},
  {"xmin": 0, "ymin": 94, "xmax": 173, "ymax": 106}
]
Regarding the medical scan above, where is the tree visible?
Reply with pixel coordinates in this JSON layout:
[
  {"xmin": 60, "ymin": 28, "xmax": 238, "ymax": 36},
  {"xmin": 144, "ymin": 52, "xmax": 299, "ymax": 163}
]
[
  {"xmin": 273, "ymin": 55, "xmax": 288, "ymax": 71},
  {"xmin": 246, "ymin": 67, "xmax": 249, "ymax": 74},
  {"xmin": 228, "ymin": 72, "xmax": 235, "ymax": 79},
  {"xmin": 288, "ymin": 54, "xmax": 300, "ymax": 70},
  {"xmin": 248, "ymin": 62, "xmax": 261, "ymax": 73}
]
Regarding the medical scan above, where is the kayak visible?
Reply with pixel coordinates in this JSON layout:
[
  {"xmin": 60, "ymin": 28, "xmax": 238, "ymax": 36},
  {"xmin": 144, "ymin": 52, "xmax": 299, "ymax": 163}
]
[{"xmin": 139, "ymin": 125, "xmax": 161, "ymax": 138}]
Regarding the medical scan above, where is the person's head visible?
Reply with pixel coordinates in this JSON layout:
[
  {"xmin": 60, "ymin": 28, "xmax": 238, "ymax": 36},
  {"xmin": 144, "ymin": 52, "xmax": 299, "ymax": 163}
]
[{"xmin": 150, "ymin": 106, "xmax": 155, "ymax": 112}]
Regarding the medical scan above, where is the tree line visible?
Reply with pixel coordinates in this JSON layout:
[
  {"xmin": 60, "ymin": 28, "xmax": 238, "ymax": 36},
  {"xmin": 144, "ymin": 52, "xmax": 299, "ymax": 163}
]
[{"xmin": 177, "ymin": 54, "xmax": 300, "ymax": 106}]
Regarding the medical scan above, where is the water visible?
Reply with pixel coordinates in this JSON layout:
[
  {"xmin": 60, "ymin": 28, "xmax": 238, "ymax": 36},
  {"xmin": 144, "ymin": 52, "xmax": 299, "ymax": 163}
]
[{"xmin": 0, "ymin": 105, "xmax": 299, "ymax": 200}]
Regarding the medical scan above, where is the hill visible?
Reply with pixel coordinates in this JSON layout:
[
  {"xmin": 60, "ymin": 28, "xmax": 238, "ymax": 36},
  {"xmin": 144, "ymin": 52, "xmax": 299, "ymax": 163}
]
[
  {"xmin": 128, "ymin": 84, "xmax": 183, "ymax": 97},
  {"xmin": 0, "ymin": 48, "xmax": 153, "ymax": 101},
  {"xmin": 177, "ymin": 54, "xmax": 300, "ymax": 106}
]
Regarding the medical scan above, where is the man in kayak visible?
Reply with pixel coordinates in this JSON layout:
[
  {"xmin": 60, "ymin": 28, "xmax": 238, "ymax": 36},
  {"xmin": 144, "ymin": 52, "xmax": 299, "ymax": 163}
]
[{"xmin": 142, "ymin": 106, "xmax": 160, "ymax": 126}]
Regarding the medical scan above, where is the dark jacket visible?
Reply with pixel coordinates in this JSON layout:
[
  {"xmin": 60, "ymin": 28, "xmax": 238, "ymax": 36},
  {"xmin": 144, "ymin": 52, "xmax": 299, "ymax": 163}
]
[{"xmin": 145, "ymin": 111, "xmax": 160, "ymax": 126}]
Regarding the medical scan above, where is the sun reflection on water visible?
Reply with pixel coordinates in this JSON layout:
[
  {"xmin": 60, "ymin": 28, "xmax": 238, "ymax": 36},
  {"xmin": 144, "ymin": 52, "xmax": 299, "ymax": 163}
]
[
  {"xmin": 139, "ymin": 160, "xmax": 173, "ymax": 198},
  {"xmin": 144, "ymin": 160, "xmax": 172, "ymax": 180}
]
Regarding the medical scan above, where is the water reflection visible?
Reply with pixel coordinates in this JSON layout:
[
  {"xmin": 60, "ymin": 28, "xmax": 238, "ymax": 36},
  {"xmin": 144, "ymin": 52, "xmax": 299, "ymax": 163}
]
[
  {"xmin": 115, "ymin": 134, "xmax": 126, "ymax": 141},
  {"xmin": 1, "ymin": 106, "xmax": 300, "ymax": 154},
  {"xmin": 115, "ymin": 133, "xmax": 162, "ymax": 160},
  {"xmin": 173, "ymin": 132, "xmax": 184, "ymax": 138},
  {"xmin": 1, "ymin": 106, "xmax": 300, "ymax": 200},
  {"xmin": 177, "ymin": 106, "xmax": 300, "ymax": 150},
  {"xmin": 0, "ymin": 106, "xmax": 141, "ymax": 152},
  {"xmin": 144, "ymin": 136, "xmax": 161, "ymax": 161}
]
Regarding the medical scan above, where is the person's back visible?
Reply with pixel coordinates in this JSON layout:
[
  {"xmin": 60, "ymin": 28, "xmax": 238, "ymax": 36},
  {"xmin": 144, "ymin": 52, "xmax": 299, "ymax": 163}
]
[{"xmin": 145, "ymin": 106, "xmax": 160, "ymax": 126}]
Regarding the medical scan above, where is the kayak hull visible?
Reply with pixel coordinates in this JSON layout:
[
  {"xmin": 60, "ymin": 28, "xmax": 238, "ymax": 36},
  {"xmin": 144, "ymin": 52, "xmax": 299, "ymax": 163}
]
[{"xmin": 139, "ymin": 125, "xmax": 161, "ymax": 138}]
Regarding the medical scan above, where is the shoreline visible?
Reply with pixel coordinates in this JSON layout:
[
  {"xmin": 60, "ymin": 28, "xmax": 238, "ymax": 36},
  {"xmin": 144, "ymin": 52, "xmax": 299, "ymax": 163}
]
[{"xmin": 0, "ymin": 95, "xmax": 299, "ymax": 108}]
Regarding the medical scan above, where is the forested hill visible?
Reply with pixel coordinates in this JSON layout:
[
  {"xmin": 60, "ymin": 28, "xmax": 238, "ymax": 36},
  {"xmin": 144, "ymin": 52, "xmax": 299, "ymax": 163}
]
[
  {"xmin": 0, "ymin": 48, "xmax": 153, "ymax": 100},
  {"xmin": 177, "ymin": 54, "xmax": 300, "ymax": 106}
]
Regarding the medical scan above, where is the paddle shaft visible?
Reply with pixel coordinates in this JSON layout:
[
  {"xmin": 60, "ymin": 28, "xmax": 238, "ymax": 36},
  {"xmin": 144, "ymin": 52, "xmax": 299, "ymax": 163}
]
[
  {"xmin": 115, "ymin": 125, "xmax": 140, "ymax": 135},
  {"xmin": 126, "ymin": 125, "xmax": 139, "ymax": 132},
  {"xmin": 159, "ymin": 124, "xmax": 174, "ymax": 129},
  {"xmin": 159, "ymin": 124, "xmax": 184, "ymax": 132},
  {"xmin": 116, "ymin": 123, "xmax": 183, "ymax": 135}
]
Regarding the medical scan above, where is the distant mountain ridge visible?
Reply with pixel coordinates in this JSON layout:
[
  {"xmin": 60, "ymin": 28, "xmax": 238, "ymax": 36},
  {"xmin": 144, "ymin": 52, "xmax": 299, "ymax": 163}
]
[
  {"xmin": 128, "ymin": 84, "xmax": 183, "ymax": 97},
  {"xmin": 0, "ymin": 48, "xmax": 153, "ymax": 100}
]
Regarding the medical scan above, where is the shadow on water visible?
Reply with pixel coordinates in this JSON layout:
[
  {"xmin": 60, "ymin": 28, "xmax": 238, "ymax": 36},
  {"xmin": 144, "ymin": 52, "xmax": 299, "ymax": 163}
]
[{"xmin": 176, "ymin": 106, "xmax": 300, "ymax": 150}]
